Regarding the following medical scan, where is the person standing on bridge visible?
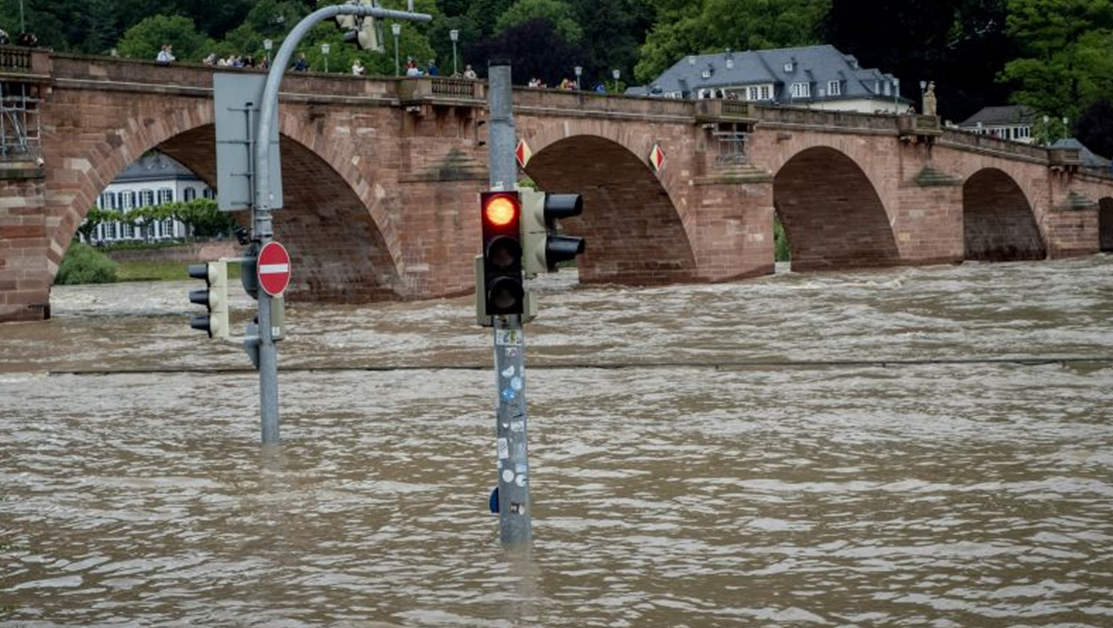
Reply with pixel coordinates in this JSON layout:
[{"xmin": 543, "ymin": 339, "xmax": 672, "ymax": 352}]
[
  {"xmin": 293, "ymin": 52, "xmax": 308, "ymax": 72},
  {"xmin": 352, "ymin": 58, "xmax": 366, "ymax": 76},
  {"xmin": 156, "ymin": 44, "xmax": 175, "ymax": 65}
]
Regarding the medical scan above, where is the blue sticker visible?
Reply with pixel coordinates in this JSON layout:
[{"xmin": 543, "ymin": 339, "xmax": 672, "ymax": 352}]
[{"xmin": 501, "ymin": 388, "xmax": 517, "ymax": 402}]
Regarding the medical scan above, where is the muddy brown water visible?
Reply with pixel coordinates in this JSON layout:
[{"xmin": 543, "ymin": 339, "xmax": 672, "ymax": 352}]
[{"xmin": 2, "ymin": 257, "xmax": 1112, "ymax": 627}]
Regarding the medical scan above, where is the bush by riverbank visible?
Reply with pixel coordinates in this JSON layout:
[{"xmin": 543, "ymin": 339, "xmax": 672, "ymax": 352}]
[
  {"xmin": 56, "ymin": 243, "xmax": 118, "ymax": 285},
  {"xmin": 58, "ymin": 242, "xmax": 241, "ymax": 284}
]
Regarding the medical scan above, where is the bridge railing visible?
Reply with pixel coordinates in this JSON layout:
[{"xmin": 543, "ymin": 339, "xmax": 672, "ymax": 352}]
[
  {"xmin": 0, "ymin": 45, "xmax": 32, "ymax": 73},
  {"xmin": 398, "ymin": 76, "xmax": 485, "ymax": 104}
]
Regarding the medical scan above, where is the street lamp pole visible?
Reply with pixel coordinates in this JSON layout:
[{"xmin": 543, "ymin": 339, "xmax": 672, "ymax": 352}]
[
  {"xmin": 919, "ymin": 80, "xmax": 926, "ymax": 114},
  {"xmin": 321, "ymin": 42, "xmax": 330, "ymax": 73},
  {"xmin": 392, "ymin": 22, "xmax": 402, "ymax": 76},
  {"xmin": 574, "ymin": 65, "xmax": 582, "ymax": 90},
  {"xmin": 263, "ymin": 38, "xmax": 273, "ymax": 68},
  {"xmin": 450, "ymin": 29, "xmax": 459, "ymax": 77},
  {"xmin": 893, "ymin": 78, "xmax": 899, "ymax": 114},
  {"xmin": 612, "ymin": 69, "xmax": 620, "ymax": 94}
]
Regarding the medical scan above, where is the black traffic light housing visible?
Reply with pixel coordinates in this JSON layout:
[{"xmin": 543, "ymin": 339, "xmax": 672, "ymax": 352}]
[
  {"xmin": 336, "ymin": 0, "xmax": 384, "ymax": 51},
  {"xmin": 521, "ymin": 189, "xmax": 586, "ymax": 276},
  {"xmin": 480, "ymin": 191, "xmax": 525, "ymax": 316},
  {"xmin": 188, "ymin": 260, "xmax": 229, "ymax": 339}
]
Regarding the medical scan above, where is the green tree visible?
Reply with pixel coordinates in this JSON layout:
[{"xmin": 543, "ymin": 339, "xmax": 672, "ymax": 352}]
[
  {"xmin": 117, "ymin": 14, "xmax": 213, "ymax": 62},
  {"xmin": 496, "ymin": 0, "xmax": 583, "ymax": 45},
  {"xmin": 1076, "ymin": 97, "xmax": 1113, "ymax": 158},
  {"xmin": 1000, "ymin": 0, "xmax": 1113, "ymax": 122},
  {"xmin": 77, "ymin": 208, "xmax": 122, "ymax": 243},
  {"xmin": 170, "ymin": 199, "xmax": 237, "ymax": 239},
  {"xmin": 825, "ymin": 0, "xmax": 1017, "ymax": 121},
  {"xmin": 635, "ymin": 0, "xmax": 828, "ymax": 83},
  {"xmin": 566, "ymin": 0, "xmax": 653, "ymax": 86}
]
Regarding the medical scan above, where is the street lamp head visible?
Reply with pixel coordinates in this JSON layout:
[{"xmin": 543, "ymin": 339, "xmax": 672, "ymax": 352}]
[
  {"xmin": 613, "ymin": 69, "xmax": 620, "ymax": 80},
  {"xmin": 920, "ymin": 80, "xmax": 927, "ymax": 91},
  {"xmin": 264, "ymin": 39, "xmax": 273, "ymax": 51},
  {"xmin": 574, "ymin": 66, "xmax": 582, "ymax": 77},
  {"xmin": 321, "ymin": 43, "xmax": 330, "ymax": 54},
  {"xmin": 450, "ymin": 29, "xmax": 459, "ymax": 42},
  {"xmin": 392, "ymin": 23, "xmax": 402, "ymax": 37}
]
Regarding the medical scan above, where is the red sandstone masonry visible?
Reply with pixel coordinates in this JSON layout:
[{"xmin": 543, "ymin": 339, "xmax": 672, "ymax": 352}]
[{"xmin": 1, "ymin": 52, "xmax": 1112, "ymax": 321}]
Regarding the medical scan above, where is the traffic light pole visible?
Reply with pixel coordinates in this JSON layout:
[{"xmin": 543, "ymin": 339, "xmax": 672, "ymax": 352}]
[
  {"xmin": 250, "ymin": 3, "xmax": 431, "ymax": 444},
  {"xmin": 487, "ymin": 60, "xmax": 532, "ymax": 546}
]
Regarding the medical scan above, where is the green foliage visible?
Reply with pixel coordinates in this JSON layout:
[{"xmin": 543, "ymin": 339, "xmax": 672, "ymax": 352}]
[
  {"xmin": 77, "ymin": 208, "xmax": 122, "ymax": 243},
  {"xmin": 165, "ymin": 199, "xmax": 238, "ymax": 238},
  {"xmin": 636, "ymin": 0, "xmax": 828, "ymax": 83},
  {"xmin": 1000, "ymin": 0, "xmax": 1113, "ymax": 122},
  {"xmin": 1076, "ymin": 98, "xmax": 1113, "ymax": 158},
  {"xmin": 56, "ymin": 243, "xmax": 119, "ymax": 285},
  {"xmin": 117, "ymin": 14, "xmax": 214, "ymax": 61},
  {"xmin": 496, "ymin": 0, "xmax": 583, "ymax": 45},
  {"xmin": 774, "ymin": 214, "xmax": 792, "ymax": 262}
]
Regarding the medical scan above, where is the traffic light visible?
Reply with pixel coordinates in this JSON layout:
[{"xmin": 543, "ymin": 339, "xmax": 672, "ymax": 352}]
[
  {"xmin": 337, "ymin": 0, "xmax": 384, "ymax": 52},
  {"xmin": 480, "ymin": 191, "xmax": 525, "ymax": 316},
  {"xmin": 188, "ymin": 260, "xmax": 229, "ymax": 339},
  {"xmin": 520, "ymin": 188, "xmax": 586, "ymax": 276}
]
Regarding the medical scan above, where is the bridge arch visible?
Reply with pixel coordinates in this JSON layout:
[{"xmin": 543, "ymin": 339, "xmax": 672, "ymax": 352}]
[
  {"xmin": 772, "ymin": 146, "xmax": 899, "ymax": 270},
  {"xmin": 48, "ymin": 102, "xmax": 404, "ymax": 300},
  {"xmin": 962, "ymin": 168, "xmax": 1045, "ymax": 261},
  {"xmin": 1100, "ymin": 197, "xmax": 1113, "ymax": 253},
  {"xmin": 522, "ymin": 131, "xmax": 698, "ymax": 284}
]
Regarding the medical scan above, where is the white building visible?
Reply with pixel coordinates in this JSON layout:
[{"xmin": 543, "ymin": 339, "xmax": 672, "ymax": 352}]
[
  {"xmin": 627, "ymin": 45, "xmax": 912, "ymax": 114},
  {"xmin": 88, "ymin": 152, "xmax": 214, "ymax": 244},
  {"xmin": 957, "ymin": 105, "xmax": 1037, "ymax": 144}
]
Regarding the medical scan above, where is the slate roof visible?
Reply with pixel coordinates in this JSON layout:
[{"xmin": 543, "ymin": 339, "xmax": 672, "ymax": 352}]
[
  {"xmin": 959, "ymin": 105, "xmax": 1037, "ymax": 127},
  {"xmin": 113, "ymin": 152, "xmax": 202, "ymax": 184},
  {"xmin": 1052, "ymin": 138, "xmax": 1112, "ymax": 169},
  {"xmin": 627, "ymin": 44, "xmax": 907, "ymax": 105}
]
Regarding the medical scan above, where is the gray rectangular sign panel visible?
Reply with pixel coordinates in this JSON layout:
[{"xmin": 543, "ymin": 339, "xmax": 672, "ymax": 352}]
[{"xmin": 214, "ymin": 73, "xmax": 283, "ymax": 211}]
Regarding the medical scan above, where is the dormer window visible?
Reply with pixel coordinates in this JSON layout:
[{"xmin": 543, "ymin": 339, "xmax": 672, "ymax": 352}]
[
  {"xmin": 827, "ymin": 80, "xmax": 842, "ymax": 96},
  {"xmin": 702, "ymin": 64, "xmax": 714, "ymax": 80},
  {"xmin": 784, "ymin": 62, "xmax": 794, "ymax": 72},
  {"xmin": 726, "ymin": 58, "xmax": 734, "ymax": 69},
  {"xmin": 791, "ymin": 82, "xmax": 811, "ymax": 98}
]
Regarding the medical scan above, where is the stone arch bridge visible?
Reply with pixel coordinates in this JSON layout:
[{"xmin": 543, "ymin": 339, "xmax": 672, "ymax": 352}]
[{"xmin": 2, "ymin": 49, "xmax": 1112, "ymax": 322}]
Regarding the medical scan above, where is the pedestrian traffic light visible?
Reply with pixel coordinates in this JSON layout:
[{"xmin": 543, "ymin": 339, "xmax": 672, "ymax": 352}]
[
  {"xmin": 480, "ymin": 191, "xmax": 525, "ymax": 316},
  {"xmin": 188, "ymin": 260, "xmax": 229, "ymax": 339},
  {"xmin": 520, "ymin": 188, "xmax": 586, "ymax": 276},
  {"xmin": 337, "ymin": 0, "xmax": 384, "ymax": 52}
]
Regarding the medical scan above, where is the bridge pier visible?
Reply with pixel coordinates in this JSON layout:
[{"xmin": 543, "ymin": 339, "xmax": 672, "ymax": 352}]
[
  {"xmin": 691, "ymin": 176, "xmax": 776, "ymax": 281},
  {"xmin": 0, "ymin": 178, "xmax": 51, "ymax": 322},
  {"xmin": 891, "ymin": 168, "xmax": 965, "ymax": 266}
]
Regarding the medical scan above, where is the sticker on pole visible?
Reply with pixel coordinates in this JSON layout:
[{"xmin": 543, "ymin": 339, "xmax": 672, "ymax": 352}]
[{"xmin": 257, "ymin": 241, "xmax": 291, "ymax": 297}]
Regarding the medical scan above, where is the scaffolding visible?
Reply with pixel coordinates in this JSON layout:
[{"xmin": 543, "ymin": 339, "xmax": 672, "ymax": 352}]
[
  {"xmin": 0, "ymin": 79, "xmax": 41, "ymax": 163},
  {"xmin": 713, "ymin": 122, "xmax": 748, "ymax": 167}
]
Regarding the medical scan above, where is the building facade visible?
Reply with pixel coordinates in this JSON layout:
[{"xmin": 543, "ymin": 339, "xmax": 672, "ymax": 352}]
[
  {"xmin": 628, "ymin": 45, "xmax": 911, "ymax": 114},
  {"xmin": 957, "ymin": 105, "xmax": 1037, "ymax": 144},
  {"xmin": 87, "ymin": 152, "xmax": 213, "ymax": 244}
]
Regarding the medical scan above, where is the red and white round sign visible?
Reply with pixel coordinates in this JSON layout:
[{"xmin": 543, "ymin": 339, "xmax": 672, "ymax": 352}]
[{"xmin": 257, "ymin": 241, "xmax": 291, "ymax": 297}]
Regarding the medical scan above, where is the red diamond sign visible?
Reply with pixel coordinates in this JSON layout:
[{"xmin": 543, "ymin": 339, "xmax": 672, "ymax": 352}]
[
  {"xmin": 515, "ymin": 139, "xmax": 533, "ymax": 169},
  {"xmin": 649, "ymin": 143, "xmax": 666, "ymax": 172}
]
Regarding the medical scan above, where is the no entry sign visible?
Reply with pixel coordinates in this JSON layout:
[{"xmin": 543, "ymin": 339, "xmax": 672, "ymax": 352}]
[{"xmin": 257, "ymin": 241, "xmax": 291, "ymax": 297}]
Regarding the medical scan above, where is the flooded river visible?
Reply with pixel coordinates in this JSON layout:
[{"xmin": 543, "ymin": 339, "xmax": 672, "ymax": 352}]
[{"xmin": 2, "ymin": 257, "xmax": 1113, "ymax": 627}]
